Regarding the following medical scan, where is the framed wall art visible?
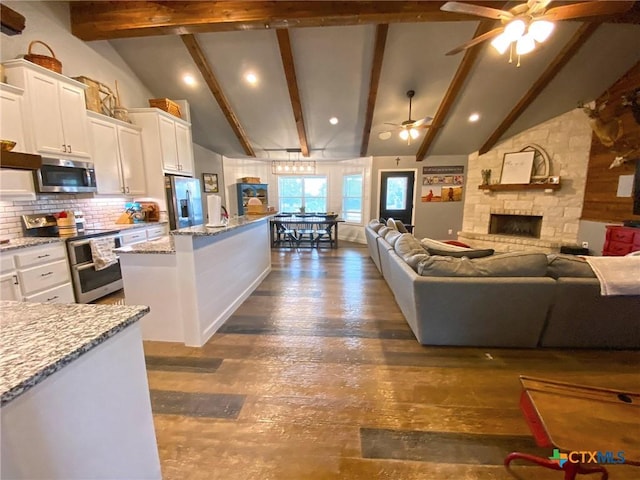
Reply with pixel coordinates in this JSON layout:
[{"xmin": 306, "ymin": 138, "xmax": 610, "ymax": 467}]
[
  {"xmin": 203, "ymin": 173, "xmax": 218, "ymax": 193},
  {"xmin": 500, "ymin": 151, "xmax": 535, "ymax": 184}
]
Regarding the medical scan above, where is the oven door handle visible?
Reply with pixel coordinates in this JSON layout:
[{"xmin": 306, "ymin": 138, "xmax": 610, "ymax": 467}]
[
  {"xmin": 73, "ymin": 259, "xmax": 119, "ymax": 272},
  {"xmin": 69, "ymin": 236, "xmax": 121, "ymax": 248}
]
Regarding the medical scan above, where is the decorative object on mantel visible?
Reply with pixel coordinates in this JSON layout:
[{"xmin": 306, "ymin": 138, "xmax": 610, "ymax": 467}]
[
  {"xmin": 521, "ymin": 144, "xmax": 550, "ymax": 182},
  {"xmin": 23, "ymin": 41, "xmax": 61, "ymax": 74},
  {"xmin": 500, "ymin": 150, "xmax": 535, "ymax": 184},
  {"xmin": 481, "ymin": 169, "xmax": 491, "ymax": 185}
]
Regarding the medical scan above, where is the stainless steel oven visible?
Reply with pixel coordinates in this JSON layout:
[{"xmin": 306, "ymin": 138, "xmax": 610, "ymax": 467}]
[{"xmin": 67, "ymin": 232, "xmax": 123, "ymax": 303}]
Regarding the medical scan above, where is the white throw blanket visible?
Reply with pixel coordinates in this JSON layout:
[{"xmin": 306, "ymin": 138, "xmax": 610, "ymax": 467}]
[
  {"xmin": 585, "ymin": 256, "xmax": 640, "ymax": 296},
  {"xmin": 90, "ymin": 237, "xmax": 118, "ymax": 271}
]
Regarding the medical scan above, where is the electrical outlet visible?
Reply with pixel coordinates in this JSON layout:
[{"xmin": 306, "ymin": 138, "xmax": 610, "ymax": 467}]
[
  {"xmin": 582, "ymin": 241, "xmax": 589, "ymax": 249},
  {"xmin": 448, "ymin": 229, "xmax": 453, "ymax": 235}
]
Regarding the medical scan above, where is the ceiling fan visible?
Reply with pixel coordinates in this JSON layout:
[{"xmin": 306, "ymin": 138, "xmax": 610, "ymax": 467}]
[
  {"xmin": 378, "ymin": 90, "xmax": 433, "ymax": 144},
  {"xmin": 441, "ymin": 0, "xmax": 633, "ymax": 58}
]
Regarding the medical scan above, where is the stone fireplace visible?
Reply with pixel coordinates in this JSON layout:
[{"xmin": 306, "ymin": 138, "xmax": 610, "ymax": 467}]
[{"xmin": 456, "ymin": 109, "xmax": 592, "ymax": 254}]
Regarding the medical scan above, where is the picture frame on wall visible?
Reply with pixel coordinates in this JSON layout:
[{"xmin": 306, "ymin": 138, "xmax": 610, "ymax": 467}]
[
  {"xmin": 500, "ymin": 151, "xmax": 535, "ymax": 184},
  {"xmin": 203, "ymin": 173, "xmax": 218, "ymax": 193}
]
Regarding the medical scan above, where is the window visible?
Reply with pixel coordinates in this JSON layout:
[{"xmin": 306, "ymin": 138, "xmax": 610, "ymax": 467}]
[
  {"xmin": 278, "ymin": 176, "xmax": 327, "ymax": 213},
  {"xmin": 342, "ymin": 174, "xmax": 363, "ymax": 223}
]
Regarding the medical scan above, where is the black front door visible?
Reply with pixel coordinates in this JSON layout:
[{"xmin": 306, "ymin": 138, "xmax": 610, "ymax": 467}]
[{"xmin": 379, "ymin": 171, "xmax": 415, "ymax": 225}]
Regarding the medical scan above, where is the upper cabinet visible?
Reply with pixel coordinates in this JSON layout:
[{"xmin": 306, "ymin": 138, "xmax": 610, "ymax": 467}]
[
  {"xmin": 129, "ymin": 108, "xmax": 194, "ymax": 176},
  {"xmin": 0, "ymin": 82, "xmax": 36, "ymax": 200},
  {"xmin": 87, "ymin": 111, "xmax": 146, "ymax": 196},
  {"xmin": 3, "ymin": 59, "xmax": 91, "ymax": 159}
]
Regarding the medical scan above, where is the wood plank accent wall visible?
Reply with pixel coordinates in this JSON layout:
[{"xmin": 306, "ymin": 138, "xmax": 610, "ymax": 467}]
[{"xmin": 581, "ymin": 62, "xmax": 640, "ymax": 223}]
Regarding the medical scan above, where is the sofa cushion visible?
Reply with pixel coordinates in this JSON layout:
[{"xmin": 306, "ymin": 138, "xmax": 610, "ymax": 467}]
[
  {"xmin": 417, "ymin": 252, "xmax": 549, "ymax": 277},
  {"xmin": 546, "ymin": 253, "xmax": 596, "ymax": 279},
  {"xmin": 384, "ymin": 229, "xmax": 403, "ymax": 247},
  {"xmin": 426, "ymin": 247, "xmax": 495, "ymax": 259},
  {"xmin": 368, "ymin": 219, "xmax": 383, "ymax": 232},
  {"xmin": 378, "ymin": 226, "xmax": 391, "ymax": 238},
  {"xmin": 394, "ymin": 234, "xmax": 429, "ymax": 270},
  {"xmin": 420, "ymin": 237, "xmax": 470, "ymax": 252}
]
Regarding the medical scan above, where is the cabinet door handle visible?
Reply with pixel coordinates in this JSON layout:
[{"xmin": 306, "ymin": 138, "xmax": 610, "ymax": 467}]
[
  {"xmin": 37, "ymin": 254, "xmax": 51, "ymax": 259},
  {"xmin": 126, "ymin": 186, "xmax": 130, "ymax": 193},
  {"xmin": 40, "ymin": 271, "xmax": 54, "ymax": 277},
  {"xmin": 46, "ymin": 295, "xmax": 59, "ymax": 302},
  {"xmin": 12, "ymin": 275, "xmax": 18, "ymax": 285},
  {"xmin": 62, "ymin": 144, "xmax": 67, "ymax": 152},
  {"xmin": 121, "ymin": 186, "xmax": 125, "ymax": 193},
  {"xmin": 68, "ymin": 144, "xmax": 72, "ymax": 153}
]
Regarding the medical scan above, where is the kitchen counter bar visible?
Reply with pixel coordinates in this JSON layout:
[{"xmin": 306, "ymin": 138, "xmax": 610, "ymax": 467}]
[
  {"xmin": 118, "ymin": 215, "xmax": 273, "ymax": 346},
  {"xmin": 0, "ymin": 301, "xmax": 161, "ymax": 479}
]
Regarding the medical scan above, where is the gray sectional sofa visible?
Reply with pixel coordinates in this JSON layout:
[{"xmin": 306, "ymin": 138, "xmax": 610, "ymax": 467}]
[{"xmin": 366, "ymin": 220, "xmax": 640, "ymax": 349}]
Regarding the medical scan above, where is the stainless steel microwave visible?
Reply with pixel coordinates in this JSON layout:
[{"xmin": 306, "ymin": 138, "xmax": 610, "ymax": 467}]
[{"xmin": 35, "ymin": 157, "xmax": 97, "ymax": 193}]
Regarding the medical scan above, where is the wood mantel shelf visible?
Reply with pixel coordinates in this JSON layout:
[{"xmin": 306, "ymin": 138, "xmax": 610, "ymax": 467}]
[{"xmin": 478, "ymin": 183, "xmax": 561, "ymax": 192}]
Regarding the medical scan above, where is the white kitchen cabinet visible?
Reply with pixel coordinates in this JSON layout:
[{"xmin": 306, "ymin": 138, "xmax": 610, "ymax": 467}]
[
  {"xmin": 88, "ymin": 112, "xmax": 146, "ymax": 195},
  {"xmin": 11, "ymin": 242, "xmax": 74, "ymax": 303},
  {"xmin": 0, "ymin": 82, "xmax": 36, "ymax": 200},
  {"xmin": 120, "ymin": 229, "xmax": 148, "ymax": 246},
  {"xmin": 128, "ymin": 107, "xmax": 195, "ymax": 211},
  {"xmin": 0, "ymin": 254, "xmax": 20, "ymax": 301},
  {"xmin": 3, "ymin": 59, "xmax": 91, "ymax": 159},
  {"xmin": 145, "ymin": 224, "xmax": 168, "ymax": 240}
]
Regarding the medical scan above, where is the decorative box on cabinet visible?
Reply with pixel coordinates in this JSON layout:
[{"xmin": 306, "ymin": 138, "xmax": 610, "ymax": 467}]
[
  {"xmin": 87, "ymin": 111, "xmax": 146, "ymax": 196},
  {"xmin": 236, "ymin": 183, "xmax": 268, "ymax": 215},
  {"xmin": 3, "ymin": 59, "xmax": 91, "ymax": 159},
  {"xmin": 603, "ymin": 225, "xmax": 640, "ymax": 256},
  {"xmin": 0, "ymin": 82, "xmax": 36, "ymax": 199}
]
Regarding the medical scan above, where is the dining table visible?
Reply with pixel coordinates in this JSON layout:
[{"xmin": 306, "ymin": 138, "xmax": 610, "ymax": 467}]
[{"xmin": 270, "ymin": 214, "xmax": 344, "ymax": 249}]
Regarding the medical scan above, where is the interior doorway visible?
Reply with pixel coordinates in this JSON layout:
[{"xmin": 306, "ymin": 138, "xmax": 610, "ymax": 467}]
[{"xmin": 379, "ymin": 170, "xmax": 415, "ymax": 225}]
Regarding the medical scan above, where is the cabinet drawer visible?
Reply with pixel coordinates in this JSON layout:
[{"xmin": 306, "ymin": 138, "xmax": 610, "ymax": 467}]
[
  {"xmin": 121, "ymin": 230, "xmax": 148, "ymax": 245},
  {"xmin": 18, "ymin": 259, "xmax": 70, "ymax": 295},
  {"xmin": 14, "ymin": 243, "xmax": 66, "ymax": 268},
  {"xmin": 1, "ymin": 254, "xmax": 15, "ymax": 273},
  {"xmin": 146, "ymin": 225, "xmax": 166, "ymax": 240},
  {"xmin": 607, "ymin": 227, "xmax": 635, "ymax": 243},
  {"xmin": 24, "ymin": 282, "xmax": 75, "ymax": 304},
  {"xmin": 603, "ymin": 241, "xmax": 633, "ymax": 256}
]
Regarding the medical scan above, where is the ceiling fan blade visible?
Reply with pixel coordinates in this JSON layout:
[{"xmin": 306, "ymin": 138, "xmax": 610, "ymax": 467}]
[
  {"xmin": 411, "ymin": 116, "xmax": 434, "ymax": 128},
  {"xmin": 441, "ymin": 1, "xmax": 513, "ymax": 20},
  {"xmin": 541, "ymin": 1, "xmax": 633, "ymax": 21},
  {"xmin": 527, "ymin": 0, "xmax": 553, "ymax": 15},
  {"xmin": 445, "ymin": 26, "xmax": 505, "ymax": 56},
  {"xmin": 384, "ymin": 122, "xmax": 402, "ymax": 127}
]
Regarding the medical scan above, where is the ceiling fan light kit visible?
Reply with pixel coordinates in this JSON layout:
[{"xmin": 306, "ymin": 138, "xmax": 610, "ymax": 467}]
[{"xmin": 380, "ymin": 90, "xmax": 433, "ymax": 144}]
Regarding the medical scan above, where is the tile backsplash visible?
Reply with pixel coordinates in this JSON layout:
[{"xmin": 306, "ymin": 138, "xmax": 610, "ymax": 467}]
[{"xmin": 0, "ymin": 195, "xmax": 129, "ymax": 239}]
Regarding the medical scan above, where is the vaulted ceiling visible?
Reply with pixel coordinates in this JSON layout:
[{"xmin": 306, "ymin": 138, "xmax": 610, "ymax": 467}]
[{"xmin": 69, "ymin": 1, "xmax": 640, "ymax": 161}]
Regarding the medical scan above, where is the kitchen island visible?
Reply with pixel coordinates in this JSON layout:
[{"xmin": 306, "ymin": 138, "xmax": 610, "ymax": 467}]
[
  {"xmin": 117, "ymin": 215, "xmax": 272, "ymax": 347},
  {"xmin": 0, "ymin": 301, "xmax": 161, "ymax": 479}
]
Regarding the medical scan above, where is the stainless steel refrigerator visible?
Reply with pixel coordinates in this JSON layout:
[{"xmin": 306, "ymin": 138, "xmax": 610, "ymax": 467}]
[{"xmin": 164, "ymin": 175, "xmax": 204, "ymax": 230}]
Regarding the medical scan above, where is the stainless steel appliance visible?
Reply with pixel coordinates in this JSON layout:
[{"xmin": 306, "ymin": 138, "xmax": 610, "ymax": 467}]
[
  {"xmin": 165, "ymin": 175, "xmax": 203, "ymax": 230},
  {"xmin": 67, "ymin": 232, "xmax": 123, "ymax": 303},
  {"xmin": 35, "ymin": 157, "xmax": 97, "ymax": 193},
  {"xmin": 22, "ymin": 214, "xmax": 123, "ymax": 303}
]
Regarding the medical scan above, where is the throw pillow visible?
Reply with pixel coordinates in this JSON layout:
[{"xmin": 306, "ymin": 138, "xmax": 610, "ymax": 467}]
[
  {"xmin": 420, "ymin": 237, "xmax": 470, "ymax": 252},
  {"xmin": 427, "ymin": 247, "xmax": 495, "ymax": 259},
  {"xmin": 546, "ymin": 254, "xmax": 596, "ymax": 279},
  {"xmin": 386, "ymin": 218, "xmax": 398, "ymax": 230},
  {"xmin": 394, "ymin": 234, "xmax": 429, "ymax": 271},
  {"xmin": 444, "ymin": 240, "xmax": 471, "ymax": 248},
  {"xmin": 368, "ymin": 219, "xmax": 383, "ymax": 232},
  {"xmin": 417, "ymin": 252, "xmax": 548, "ymax": 277},
  {"xmin": 394, "ymin": 220, "xmax": 409, "ymax": 233},
  {"xmin": 378, "ymin": 226, "xmax": 391, "ymax": 238}
]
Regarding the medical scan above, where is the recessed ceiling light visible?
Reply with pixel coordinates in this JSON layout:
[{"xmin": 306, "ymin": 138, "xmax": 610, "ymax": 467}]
[
  {"xmin": 245, "ymin": 72, "xmax": 258, "ymax": 85},
  {"xmin": 468, "ymin": 113, "xmax": 480, "ymax": 122},
  {"xmin": 329, "ymin": 117, "xmax": 339, "ymax": 125},
  {"xmin": 183, "ymin": 74, "xmax": 196, "ymax": 86}
]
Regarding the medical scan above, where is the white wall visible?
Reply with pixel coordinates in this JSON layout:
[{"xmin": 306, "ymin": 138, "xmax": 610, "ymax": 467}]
[
  {"xmin": 222, "ymin": 157, "xmax": 372, "ymax": 243},
  {"xmin": 1, "ymin": 1, "xmax": 154, "ymax": 109},
  {"xmin": 193, "ymin": 143, "xmax": 225, "ymax": 223}
]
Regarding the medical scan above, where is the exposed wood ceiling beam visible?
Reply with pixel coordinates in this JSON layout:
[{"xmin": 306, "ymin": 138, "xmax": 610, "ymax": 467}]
[
  {"xmin": 276, "ymin": 28, "xmax": 310, "ymax": 157},
  {"xmin": 361, "ymin": 24, "xmax": 389, "ymax": 158},
  {"xmin": 69, "ymin": 1, "xmax": 514, "ymax": 41},
  {"xmin": 180, "ymin": 34, "xmax": 255, "ymax": 157},
  {"xmin": 478, "ymin": 22, "xmax": 601, "ymax": 155},
  {"xmin": 1, "ymin": 4, "xmax": 26, "ymax": 36},
  {"xmin": 415, "ymin": 20, "xmax": 495, "ymax": 162}
]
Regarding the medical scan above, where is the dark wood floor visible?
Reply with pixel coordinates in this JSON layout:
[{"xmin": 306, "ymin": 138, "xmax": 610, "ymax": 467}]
[{"xmin": 139, "ymin": 243, "xmax": 639, "ymax": 479}]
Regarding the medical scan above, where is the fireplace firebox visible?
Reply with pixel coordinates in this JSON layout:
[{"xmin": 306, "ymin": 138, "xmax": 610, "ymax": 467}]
[{"xmin": 489, "ymin": 214, "xmax": 542, "ymax": 238}]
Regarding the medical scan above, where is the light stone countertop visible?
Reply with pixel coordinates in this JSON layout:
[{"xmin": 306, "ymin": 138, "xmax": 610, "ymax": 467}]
[
  {"xmin": 115, "ymin": 235, "xmax": 174, "ymax": 254},
  {"xmin": 0, "ymin": 237, "xmax": 66, "ymax": 253},
  {"xmin": 0, "ymin": 301, "xmax": 150, "ymax": 406},
  {"xmin": 170, "ymin": 214, "xmax": 272, "ymax": 237}
]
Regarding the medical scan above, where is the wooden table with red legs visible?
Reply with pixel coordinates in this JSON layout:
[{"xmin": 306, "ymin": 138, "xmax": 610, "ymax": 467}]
[{"xmin": 505, "ymin": 376, "xmax": 640, "ymax": 480}]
